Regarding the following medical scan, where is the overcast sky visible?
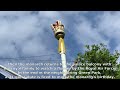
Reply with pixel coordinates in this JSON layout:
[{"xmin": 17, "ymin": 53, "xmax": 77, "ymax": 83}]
[{"xmin": 0, "ymin": 11, "xmax": 120, "ymax": 78}]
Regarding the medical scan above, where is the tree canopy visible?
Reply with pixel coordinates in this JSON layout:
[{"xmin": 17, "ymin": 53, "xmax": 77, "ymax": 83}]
[{"xmin": 68, "ymin": 43, "xmax": 120, "ymax": 79}]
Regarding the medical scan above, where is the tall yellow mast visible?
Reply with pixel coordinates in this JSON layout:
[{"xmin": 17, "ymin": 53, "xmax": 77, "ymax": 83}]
[{"xmin": 51, "ymin": 20, "xmax": 67, "ymax": 79}]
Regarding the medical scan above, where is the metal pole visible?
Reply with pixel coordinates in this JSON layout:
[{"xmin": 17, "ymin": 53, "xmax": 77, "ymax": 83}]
[
  {"xmin": 51, "ymin": 20, "xmax": 68, "ymax": 79},
  {"xmin": 0, "ymin": 65, "xmax": 26, "ymax": 79},
  {"xmin": 58, "ymin": 37, "xmax": 67, "ymax": 79},
  {"xmin": 60, "ymin": 53, "xmax": 67, "ymax": 79}
]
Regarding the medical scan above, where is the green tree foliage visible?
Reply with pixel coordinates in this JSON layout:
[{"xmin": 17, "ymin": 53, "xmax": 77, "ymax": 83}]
[{"xmin": 68, "ymin": 43, "xmax": 120, "ymax": 79}]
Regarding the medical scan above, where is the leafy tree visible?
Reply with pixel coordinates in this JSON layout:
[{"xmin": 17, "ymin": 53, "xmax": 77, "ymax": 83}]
[{"xmin": 68, "ymin": 43, "xmax": 120, "ymax": 79}]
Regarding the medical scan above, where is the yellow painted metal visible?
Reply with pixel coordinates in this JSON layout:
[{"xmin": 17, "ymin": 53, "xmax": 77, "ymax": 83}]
[
  {"xmin": 51, "ymin": 20, "xmax": 66, "ymax": 54},
  {"xmin": 51, "ymin": 20, "xmax": 67, "ymax": 79},
  {"xmin": 58, "ymin": 37, "xmax": 66, "ymax": 54}
]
